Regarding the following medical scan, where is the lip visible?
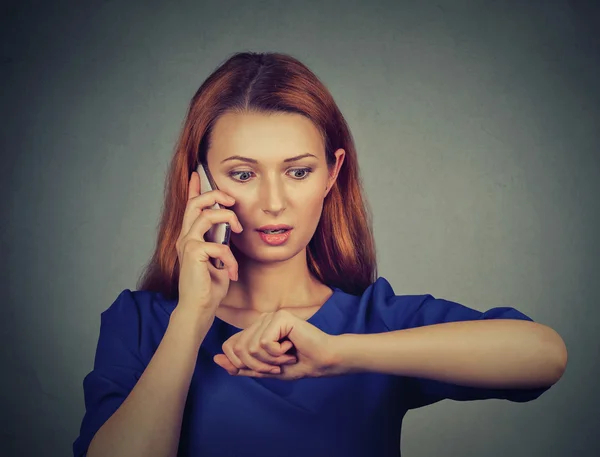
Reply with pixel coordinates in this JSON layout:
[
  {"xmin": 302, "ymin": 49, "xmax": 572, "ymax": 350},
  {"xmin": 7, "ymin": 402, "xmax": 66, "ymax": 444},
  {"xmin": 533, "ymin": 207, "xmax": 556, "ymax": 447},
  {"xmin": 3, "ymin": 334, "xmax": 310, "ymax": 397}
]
[
  {"xmin": 256, "ymin": 224, "xmax": 293, "ymax": 231},
  {"xmin": 257, "ymin": 228, "xmax": 293, "ymax": 246}
]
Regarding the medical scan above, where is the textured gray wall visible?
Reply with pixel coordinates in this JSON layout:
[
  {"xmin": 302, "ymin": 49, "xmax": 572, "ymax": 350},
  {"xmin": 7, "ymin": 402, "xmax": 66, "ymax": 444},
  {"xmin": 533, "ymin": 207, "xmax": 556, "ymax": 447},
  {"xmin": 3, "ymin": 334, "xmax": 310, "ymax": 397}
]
[{"xmin": 1, "ymin": 1, "xmax": 598, "ymax": 456}]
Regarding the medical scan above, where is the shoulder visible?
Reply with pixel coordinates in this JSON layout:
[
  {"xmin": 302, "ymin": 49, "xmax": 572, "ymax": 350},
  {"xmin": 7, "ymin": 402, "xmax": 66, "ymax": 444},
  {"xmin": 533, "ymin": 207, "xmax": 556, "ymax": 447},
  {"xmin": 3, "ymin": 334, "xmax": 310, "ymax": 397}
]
[
  {"xmin": 332, "ymin": 276, "xmax": 535, "ymax": 332},
  {"xmin": 328, "ymin": 277, "xmax": 433, "ymax": 332},
  {"xmin": 97, "ymin": 288, "xmax": 178, "ymax": 364},
  {"xmin": 101, "ymin": 288, "xmax": 176, "ymax": 324}
]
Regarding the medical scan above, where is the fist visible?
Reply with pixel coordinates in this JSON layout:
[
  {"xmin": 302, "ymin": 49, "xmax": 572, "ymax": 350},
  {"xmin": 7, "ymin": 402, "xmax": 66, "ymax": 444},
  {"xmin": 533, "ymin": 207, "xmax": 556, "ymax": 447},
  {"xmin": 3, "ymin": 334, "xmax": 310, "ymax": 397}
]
[{"xmin": 213, "ymin": 309, "xmax": 341, "ymax": 380}]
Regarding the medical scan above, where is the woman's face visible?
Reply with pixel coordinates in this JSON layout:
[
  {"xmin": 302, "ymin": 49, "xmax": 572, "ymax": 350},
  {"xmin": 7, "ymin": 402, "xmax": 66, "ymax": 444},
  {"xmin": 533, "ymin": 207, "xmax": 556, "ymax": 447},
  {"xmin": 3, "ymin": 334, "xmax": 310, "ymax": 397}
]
[{"xmin": 205, "ymin": 111, "xmax": 345, "ymax": 264}]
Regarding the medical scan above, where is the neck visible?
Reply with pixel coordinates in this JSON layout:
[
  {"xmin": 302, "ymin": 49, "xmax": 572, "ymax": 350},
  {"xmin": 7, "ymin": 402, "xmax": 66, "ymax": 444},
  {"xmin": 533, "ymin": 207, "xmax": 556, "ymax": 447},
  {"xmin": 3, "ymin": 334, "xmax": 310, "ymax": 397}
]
[{"xmin": 221, "ymin": 246, "xmax": 327, "ymax": 313}]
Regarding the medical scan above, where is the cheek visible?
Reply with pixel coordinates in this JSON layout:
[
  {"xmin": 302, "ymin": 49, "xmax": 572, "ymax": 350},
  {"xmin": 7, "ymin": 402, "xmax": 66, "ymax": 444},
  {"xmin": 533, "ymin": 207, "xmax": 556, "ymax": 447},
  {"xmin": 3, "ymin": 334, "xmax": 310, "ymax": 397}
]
[
  {"xmin": 217, "ymin": 181, "xmax": 242, "ymax": 201},
  {"xmin": 292, "ymin": 191, "xmax": 325, "ymax": 222},
  {"xmin": 222, "ymin": 188, "xmax": 251, "ymax": 220}
]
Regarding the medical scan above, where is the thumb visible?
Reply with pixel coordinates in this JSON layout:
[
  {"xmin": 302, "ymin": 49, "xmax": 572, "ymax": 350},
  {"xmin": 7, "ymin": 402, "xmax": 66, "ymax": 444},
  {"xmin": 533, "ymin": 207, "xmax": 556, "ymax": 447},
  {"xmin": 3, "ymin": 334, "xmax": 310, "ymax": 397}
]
[{"xmin": 279, "ymin": 339, "xmax": 294, "ymax": 354}]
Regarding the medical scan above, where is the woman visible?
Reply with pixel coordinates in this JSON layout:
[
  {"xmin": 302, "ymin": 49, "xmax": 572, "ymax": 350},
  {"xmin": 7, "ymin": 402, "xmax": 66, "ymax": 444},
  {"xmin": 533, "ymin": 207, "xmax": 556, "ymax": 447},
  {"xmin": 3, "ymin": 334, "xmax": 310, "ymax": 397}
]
[{"xmin": 73, "ymin": 52, "xmax": 568, "ymax": 457}]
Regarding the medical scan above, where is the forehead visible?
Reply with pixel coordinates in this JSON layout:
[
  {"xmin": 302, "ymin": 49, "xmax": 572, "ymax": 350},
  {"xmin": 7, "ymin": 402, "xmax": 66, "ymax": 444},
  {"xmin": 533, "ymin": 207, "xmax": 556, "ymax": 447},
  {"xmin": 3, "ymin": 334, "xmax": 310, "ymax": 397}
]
[{"xmin": 208, "ymin": 111, "xmax": 325, "ymax": 160}]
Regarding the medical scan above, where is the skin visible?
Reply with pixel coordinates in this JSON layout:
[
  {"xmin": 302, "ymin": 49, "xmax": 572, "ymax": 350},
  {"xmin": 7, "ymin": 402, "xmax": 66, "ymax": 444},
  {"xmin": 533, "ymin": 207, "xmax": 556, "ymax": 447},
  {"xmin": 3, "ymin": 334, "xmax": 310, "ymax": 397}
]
[
  {"xmin": 207, "ymin": 112, "xmax": 568, "ymax": 387},
  {"xmin": 213, "ymin": 308, "xmax": 568, "ymax": 387},
  {"xmin": 204, "ymin": 111, "xmax": 345, "ymax": 329}
]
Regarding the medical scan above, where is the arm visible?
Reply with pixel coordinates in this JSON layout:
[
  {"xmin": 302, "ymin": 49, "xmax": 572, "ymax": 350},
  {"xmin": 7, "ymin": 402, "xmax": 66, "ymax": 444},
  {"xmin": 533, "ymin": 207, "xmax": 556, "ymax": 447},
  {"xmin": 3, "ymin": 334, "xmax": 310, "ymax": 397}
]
[
  {"xmin": 86, "ymin": 307, "xmax": 212, "ymax": 457},
  {"xmin": 333, "ymin": 319, "xmax": 567, "ymax": 389}
]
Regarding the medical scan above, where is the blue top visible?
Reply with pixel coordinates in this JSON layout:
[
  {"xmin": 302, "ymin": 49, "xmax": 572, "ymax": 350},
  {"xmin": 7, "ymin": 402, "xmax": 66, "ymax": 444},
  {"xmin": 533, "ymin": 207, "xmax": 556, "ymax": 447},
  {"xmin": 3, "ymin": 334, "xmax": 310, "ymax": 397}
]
[{"xmin": 73, "ymin": 277, "xmax": 551, "ymax": 457}]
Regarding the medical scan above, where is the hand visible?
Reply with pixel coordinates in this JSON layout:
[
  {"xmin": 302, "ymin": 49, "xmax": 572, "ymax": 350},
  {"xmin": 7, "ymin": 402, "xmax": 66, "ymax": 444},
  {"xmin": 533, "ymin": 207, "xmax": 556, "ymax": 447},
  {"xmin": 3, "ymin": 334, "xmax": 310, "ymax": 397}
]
[
  {"xmin": 213, "ymin": 309, "xmax": 342, "ymax": 380},
  {"xmin": 175, "ymin": 171, "xmax": 243, "ymax": 317}
]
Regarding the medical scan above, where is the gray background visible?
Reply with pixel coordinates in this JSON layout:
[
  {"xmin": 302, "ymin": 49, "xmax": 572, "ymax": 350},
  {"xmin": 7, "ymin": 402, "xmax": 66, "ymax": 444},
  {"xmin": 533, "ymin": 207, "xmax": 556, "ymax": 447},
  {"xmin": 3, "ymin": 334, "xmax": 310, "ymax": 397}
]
[{"xmin": 1, "ymin": 0, "xmax": 598, "ymax": 456}]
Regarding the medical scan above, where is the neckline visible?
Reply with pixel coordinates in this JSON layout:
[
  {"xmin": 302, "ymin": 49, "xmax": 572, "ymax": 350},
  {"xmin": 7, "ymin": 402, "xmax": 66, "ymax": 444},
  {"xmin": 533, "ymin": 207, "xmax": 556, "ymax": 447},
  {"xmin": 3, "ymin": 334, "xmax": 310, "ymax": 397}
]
[{"xmin": 213, "ymin": 285, "xmax": 341, "ymax": 332}]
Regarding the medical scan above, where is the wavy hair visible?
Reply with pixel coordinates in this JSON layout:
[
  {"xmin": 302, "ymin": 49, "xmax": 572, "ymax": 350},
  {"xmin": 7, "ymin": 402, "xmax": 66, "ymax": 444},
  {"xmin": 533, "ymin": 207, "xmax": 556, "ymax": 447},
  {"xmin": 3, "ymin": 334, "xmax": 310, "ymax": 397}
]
[{"xmin": 137, "ymin": 52, "xmax": 377, "ymax": 299}]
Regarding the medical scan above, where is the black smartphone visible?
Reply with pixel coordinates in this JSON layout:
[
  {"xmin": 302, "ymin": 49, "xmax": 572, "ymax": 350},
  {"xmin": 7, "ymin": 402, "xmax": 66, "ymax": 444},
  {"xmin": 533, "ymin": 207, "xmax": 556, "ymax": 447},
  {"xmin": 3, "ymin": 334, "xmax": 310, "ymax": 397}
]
[{"xmin": 197, "ymin": 162, "xmax": 232, "ymax": 269}]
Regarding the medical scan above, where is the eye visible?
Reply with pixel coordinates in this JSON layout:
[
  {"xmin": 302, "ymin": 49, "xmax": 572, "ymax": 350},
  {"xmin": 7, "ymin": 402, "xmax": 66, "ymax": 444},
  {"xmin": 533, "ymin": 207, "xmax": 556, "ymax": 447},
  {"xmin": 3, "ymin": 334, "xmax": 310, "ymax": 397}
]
[
  {"xmin": 228, "ymin": 167, "xmax": 313, "ymax": 183},
  {"xmin": 228, "ymin": 170, "xmax": 255, "ymax": 182},
  {"xmin": 289, "ymin": 167, "xmax": 313, "ymax": 180}
]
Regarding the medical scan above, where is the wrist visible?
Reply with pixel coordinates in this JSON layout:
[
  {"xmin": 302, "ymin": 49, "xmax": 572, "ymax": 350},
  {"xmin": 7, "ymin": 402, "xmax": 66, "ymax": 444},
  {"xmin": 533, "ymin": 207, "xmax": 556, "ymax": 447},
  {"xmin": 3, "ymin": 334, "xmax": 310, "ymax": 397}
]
[
  {"xmin": 169, "ymin": 306, "xmax": 214, "ymax": 343},
  {"xmin": 328, "ymin": 333, "xmax": 362, "ymax": 376}
]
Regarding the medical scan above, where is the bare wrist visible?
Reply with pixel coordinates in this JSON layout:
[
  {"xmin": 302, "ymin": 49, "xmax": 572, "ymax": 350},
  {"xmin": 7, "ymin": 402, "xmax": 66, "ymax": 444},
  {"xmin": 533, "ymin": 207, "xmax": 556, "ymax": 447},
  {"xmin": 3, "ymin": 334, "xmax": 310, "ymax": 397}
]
[
  {"xmin": 169, "ymin": 306, "xmax": 214, "ymax": 342},
  {"xmin": 329, "ymin": 334, "xmax": 361, "ymax": 376}
]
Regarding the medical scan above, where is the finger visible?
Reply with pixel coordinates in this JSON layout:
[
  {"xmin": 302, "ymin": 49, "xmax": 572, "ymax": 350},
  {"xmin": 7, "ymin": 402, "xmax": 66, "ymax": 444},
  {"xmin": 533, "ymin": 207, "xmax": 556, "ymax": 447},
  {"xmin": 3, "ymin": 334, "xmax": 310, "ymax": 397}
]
[
  {"xmin": 281, "ymin": 339, "xmax": 295, "ymax": 353},
  {"xmin": 221, "ymin": 338, "xmax": 248, "ymax": 370},
  {"xmin": 181, "ymin": 185, "xmax": 237, "ymax": 237},
  {"xmin": 187, "ymin": 171, "xmax": 200, "ymax": 201},
  {"xmin": 220, "ymin": 317, "xmax": 297, "ymax": 373},
  {"xmin": 236, "ymin": 316, "xmax": 297, "ymax": 368},
  {"xmin": 188, "ymin": 207, "xmax": 243, "ymax": 242},
  {"xmin": 181, "ymin": 240, "xmax": 239, "ymax": 282},
  {"xmin": 259, "ymin": 314, "xmax": 295, "ymax": 357},
  {"xmin": 213, "ymin": 354, "xmax": 239, "ymax": 374},
  {"xmin": 261, "ymin": 338, "xmax": 294, "ymax": 360},
  {"xmin": 233, "ymin": 335, "xmax": 280, "ymax": 374},
  {"xmin": 235, "ymin": 367, "xmax": 282, "ymax": 377},
  {"xmin": 247, "ymin": 315, "xmax": 280, "ymax": 363},
  {"xmin": 257, "ymin": 335, "xmax": 296, "ymax": 362},
  {"xmin": 252, "ymin": 342, "xmax": 297, "ymax": 365},
  {"xmin": 236, "ymin": 363, "xmax": 306, "ymax": 379}
]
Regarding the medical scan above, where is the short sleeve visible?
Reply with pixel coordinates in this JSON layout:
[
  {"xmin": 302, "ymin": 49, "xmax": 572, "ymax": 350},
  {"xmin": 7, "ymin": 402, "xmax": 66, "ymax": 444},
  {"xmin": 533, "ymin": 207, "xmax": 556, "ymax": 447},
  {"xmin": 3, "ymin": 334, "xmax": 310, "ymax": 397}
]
[
  {"xmin": 377, "ymin": 292, "xmax": 552, "ymax": 409},
  {"xmin": 72, "ymin": 289, "xmax": 147, "ymax": 457}
]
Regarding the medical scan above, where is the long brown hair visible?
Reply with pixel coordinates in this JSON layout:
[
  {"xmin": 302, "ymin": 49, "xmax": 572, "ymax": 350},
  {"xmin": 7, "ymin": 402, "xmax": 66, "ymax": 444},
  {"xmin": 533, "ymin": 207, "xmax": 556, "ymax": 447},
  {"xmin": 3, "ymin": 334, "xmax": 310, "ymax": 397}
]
[{"xmin": 137, "ymin": 52, "xmax": 377, "ymax": 299}]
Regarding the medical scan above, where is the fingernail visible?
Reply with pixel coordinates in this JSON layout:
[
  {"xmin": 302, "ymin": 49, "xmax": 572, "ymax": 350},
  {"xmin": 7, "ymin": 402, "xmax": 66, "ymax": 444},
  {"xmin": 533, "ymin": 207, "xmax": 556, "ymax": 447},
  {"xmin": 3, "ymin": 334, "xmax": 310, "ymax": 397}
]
[{"xmin": 270, "ymin": 367, "xmax": 281, "ymax": 374}]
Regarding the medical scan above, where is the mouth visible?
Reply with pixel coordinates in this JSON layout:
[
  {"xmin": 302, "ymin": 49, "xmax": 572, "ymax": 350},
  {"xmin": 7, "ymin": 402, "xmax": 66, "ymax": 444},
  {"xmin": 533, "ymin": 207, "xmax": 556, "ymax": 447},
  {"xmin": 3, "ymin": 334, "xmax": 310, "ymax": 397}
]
[
  {"xmin": 256, "ymin": 225, "xmax": 292, "ymax": 234},
  {"xmin": 255, "ymin": 225, "xmax": 293, "ymax": 246}
]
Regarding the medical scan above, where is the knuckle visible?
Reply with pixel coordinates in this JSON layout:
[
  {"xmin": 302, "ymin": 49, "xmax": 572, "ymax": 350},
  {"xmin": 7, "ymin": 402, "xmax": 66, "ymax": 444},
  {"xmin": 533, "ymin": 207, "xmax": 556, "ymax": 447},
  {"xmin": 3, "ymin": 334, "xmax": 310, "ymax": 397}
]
[
  {"xmin": 200, "ymin": 208, "xmax": 215, "ymax": 219},
  {"xmin": 186, "ymin": 240, "xmax": 204, "ymax": 254},
  {"xmin": 246, "ymin": 362, "xmax": 259, "ymax": 372},
  {"xmin": 181, "ymin": 239, "xmax": 192, "ymax": 253},
  {"xmin": 232, "ymin": 344, "xmax": 243, "ymax": 355},
  {"xmin": 221, "ymin": 245, "xmax": 235, "ymax": 261},
  {"xmin": 248, "ymin": 345, "xmax": 260, "ymax": 356},
  {"xmin": 259, "ymin": 339, "xmax": 270, "ymax": 348},
  {"xmin": 275, "ymin": 308, "xmax": 291, "ymax": 318},
  {"xmin": 189, "ymin": 199, "xmax": 202, "ymax": 213},
  {"xmin": 196, "ymin": 191, "xmax": 215, "ymax": 202}
]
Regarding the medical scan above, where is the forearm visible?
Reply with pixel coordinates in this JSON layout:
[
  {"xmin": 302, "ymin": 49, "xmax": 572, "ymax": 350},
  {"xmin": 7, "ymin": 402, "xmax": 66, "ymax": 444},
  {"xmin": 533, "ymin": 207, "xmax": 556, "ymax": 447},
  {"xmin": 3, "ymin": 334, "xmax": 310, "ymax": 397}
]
[
  {"xmin": 87, "ymin": 307, "xmax": 212, "ymax": 457},
  {"xmin": 335, "ymin": 320, "xmax": 567, "ymax": 389}
]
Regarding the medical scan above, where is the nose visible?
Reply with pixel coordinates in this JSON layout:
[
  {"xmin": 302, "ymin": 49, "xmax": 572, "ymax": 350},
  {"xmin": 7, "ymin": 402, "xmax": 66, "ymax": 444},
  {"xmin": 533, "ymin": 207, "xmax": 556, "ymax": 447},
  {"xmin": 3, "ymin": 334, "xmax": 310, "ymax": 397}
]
[{"xmin": 259, "ymin": 171, "xmax": 287, "ymax": 216}]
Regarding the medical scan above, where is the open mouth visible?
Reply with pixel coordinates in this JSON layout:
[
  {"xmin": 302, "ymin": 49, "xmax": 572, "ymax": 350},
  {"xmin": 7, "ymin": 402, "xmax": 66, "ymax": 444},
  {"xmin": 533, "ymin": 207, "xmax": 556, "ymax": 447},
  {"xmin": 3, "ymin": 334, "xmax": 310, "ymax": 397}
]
[{"xmin": 256, "ymin": 227, "xmax": 293, "ymax": 245}]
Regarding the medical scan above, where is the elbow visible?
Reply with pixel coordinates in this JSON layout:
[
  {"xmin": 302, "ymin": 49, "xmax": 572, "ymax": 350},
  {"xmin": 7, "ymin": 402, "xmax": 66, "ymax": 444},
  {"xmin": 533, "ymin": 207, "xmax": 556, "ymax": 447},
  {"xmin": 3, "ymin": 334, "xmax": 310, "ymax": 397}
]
[
  {"xmin": 525, "ymin": 323, "xmax": 568, "ymax": 387},
  {"xmin": 554, "ymin": 336, "xmax": 568, "ymax": 383},
  {"xmin": 543, "ymin": 326, "xmax": 568, "ymax": 385}
]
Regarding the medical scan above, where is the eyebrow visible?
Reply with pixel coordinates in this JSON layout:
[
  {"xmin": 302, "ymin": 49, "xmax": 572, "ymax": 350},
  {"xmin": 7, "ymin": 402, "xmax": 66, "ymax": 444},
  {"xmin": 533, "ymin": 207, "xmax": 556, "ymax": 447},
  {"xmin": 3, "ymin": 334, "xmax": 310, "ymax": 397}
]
[{"xmin": 220, "ymin": 153, "xmax": 317, "ymax": 164}]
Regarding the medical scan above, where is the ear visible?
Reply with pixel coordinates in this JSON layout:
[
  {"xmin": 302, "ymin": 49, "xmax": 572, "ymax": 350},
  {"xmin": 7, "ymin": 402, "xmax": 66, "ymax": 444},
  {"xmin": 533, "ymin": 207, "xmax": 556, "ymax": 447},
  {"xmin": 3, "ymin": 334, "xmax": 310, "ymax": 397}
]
[{"xmin": 325, "ymin": 148, "xmax": 345, "ymax": 197}]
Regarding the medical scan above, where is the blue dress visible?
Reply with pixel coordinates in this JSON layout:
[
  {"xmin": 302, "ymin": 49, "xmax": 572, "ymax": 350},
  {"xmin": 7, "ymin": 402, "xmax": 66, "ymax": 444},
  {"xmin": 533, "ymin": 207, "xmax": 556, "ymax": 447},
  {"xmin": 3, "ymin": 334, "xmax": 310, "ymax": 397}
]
[{"xmin": 73, "ymin": 277, "xmax": 551, "ymax": 456}]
